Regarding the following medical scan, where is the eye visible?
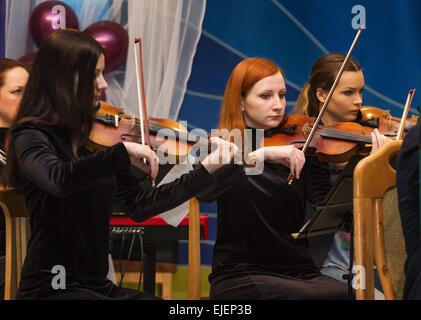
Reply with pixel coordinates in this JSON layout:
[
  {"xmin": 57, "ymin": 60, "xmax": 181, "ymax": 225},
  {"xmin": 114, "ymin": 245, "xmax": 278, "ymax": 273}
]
[
  {"xmin": 279, "ymin": 92, "xmax": 286, "ymax": 99},
  {"xmin": 260, "ymin": 93, "xmax": 271, "ymax": 99},
  {"xmin": 343, "ymin": 90, "xmax": 354, "ymax": 96},
  {"xmin": 11, "ymin": 89, "xmax": 23, "ymax": 94}
]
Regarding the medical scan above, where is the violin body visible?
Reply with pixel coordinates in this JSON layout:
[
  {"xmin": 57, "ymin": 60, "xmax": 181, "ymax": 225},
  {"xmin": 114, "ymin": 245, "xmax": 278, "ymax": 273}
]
[
  {"xmin": 264, "ymin": 114, "xmax": 370, "ymax": 163},
  {"xmin": 360, "ymin": 106, "xmax": 418, "ymax": 137},
  {"xmin": 87, "ymin": 101, "xmax": 195, "ymax": 163}
]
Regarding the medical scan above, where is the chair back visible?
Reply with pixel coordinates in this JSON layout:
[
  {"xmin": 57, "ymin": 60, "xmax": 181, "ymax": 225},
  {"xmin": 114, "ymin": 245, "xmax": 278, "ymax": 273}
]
[
  {"xmin": 1, "ymin": 187, "xmax": 30, "ymax": 300},
  {"xmin": 353, "ymin": 140, "xmax": 406, "ymax": 299}
]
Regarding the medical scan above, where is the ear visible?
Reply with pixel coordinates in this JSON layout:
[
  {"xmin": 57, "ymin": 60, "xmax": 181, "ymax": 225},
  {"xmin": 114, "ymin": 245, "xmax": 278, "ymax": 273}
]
[
  {"xmin": 240, "ymin": 98, "xmax": 245, "ymax": 112},
  {"xmin": 316, "ymin": 88, "xmax": 327, "ymax": 103}
]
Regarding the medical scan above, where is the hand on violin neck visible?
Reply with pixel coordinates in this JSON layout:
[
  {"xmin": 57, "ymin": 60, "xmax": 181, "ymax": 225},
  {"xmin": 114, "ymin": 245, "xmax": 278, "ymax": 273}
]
[
  {"xmin": 201, "ymin": 137, "xmax": 239, "ymax": 174},
  {"xmin": 122, "ymin": 142, "xmax": 158, "ymax": 180},
  {"xmin": 247, "ymin": 145, "xmax": 305, "ymax": 179},
  {"xmin": 370, "ymin": 128, "xmax": 390, "ymax": 155}
]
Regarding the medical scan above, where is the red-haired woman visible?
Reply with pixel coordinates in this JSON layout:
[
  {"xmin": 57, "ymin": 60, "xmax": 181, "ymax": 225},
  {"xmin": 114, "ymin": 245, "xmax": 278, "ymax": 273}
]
[{"xmin": 197, "ymin": 57, "xmax": 348, "ymax": 300}]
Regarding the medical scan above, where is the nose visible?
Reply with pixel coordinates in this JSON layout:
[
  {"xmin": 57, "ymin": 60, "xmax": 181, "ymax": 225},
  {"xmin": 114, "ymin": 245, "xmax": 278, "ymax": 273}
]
[
  {"xmin": 97, "ymin": 74, "xmax": 109, "ymax": 91},
  {"xmin": 355, "ymin": 92, "xmax": 362, "ymax": 105},
  {"xmin": 273, "ymin": 96, "xmax": 285, "ymax": 111}
]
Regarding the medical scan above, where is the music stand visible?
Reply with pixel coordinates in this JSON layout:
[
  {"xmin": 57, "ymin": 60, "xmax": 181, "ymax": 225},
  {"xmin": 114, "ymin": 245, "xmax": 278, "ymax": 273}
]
[{"xmin": 291, "ymin": 155, "xmax": 363, "ymax": 299}]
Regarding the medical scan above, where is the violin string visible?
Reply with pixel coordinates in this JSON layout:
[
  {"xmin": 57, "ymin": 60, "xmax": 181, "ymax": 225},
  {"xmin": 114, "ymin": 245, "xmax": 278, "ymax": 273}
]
[
  {"xmin": 118, "ymin": 117, "xmax": 209, "ymax": 146},
  {"xmin": 320, "ymin": 128, "xmax": 372, "ymax": 143},
  {"xmin": 321, "ymin": 128, "xmax": 371, "ymax": 142}
]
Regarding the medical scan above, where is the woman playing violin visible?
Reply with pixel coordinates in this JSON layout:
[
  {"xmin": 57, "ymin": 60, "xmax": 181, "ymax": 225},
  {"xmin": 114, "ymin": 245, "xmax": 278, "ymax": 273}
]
[
  {"xmin": 197, "ymin": 57, "xmax": 348, "ymax": 300},
  {"xmin": 294, "ymin": 52, "xmax": 389, "ymax": 297},
  {"xmin": 295, "ymin": 52, "xmax": 389, "ymax": 154},
  {"xmin": 2, "ymin": 29, "xmax": 236, "ymax": 300},
  {"xmin": 0, "ymin": 58, "xmax": 30, "ymax": 299}
]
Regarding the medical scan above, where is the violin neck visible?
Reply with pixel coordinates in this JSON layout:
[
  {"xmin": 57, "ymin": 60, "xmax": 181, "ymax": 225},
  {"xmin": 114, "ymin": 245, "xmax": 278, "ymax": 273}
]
[
  {"xmin": 148, "ymin": 124, "xmax": 210, "ymax": 148},
  {"xmin": 320, "ymin": 128, "xmax": 372, "ymax": 144}
]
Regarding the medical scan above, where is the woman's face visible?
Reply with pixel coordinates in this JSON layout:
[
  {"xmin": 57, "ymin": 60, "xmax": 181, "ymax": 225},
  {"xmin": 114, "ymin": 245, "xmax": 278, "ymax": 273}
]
[
  {"xmin": 0, "ymin": 66, "xmax": 29, "ymax": 127},
  {"xmin": 317, "ymin": 70, "xmax": 365, "ymax": 125},
  {"xmin": 93, "ymin": 54, "xmax": 108, "ymax": 106},
  {"xmin": 242, "ymin": 71, "xmax": 286, "ymax": 130}
]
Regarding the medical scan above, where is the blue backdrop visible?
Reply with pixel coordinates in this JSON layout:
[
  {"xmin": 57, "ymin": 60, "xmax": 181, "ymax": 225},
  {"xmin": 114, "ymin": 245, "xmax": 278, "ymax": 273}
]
[{"xmin": 177, "ymin": 0, "xmax": 421, "ymax": 266}]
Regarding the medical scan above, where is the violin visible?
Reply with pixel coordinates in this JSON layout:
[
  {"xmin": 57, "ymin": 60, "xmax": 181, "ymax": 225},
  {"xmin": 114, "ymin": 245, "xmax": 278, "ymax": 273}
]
[
  {"xmin": 86, "ymin": 101, "xmax": 209, "ymax": 163},
  {"xmin": 359, "ymin": 106, "xmax": 418, "ymax": 137},
  {"xmin": 263, "ymin": 99, "xmax": 419, "ymax": 164},
  {"xmin": 264, "ymin": 114, "xmax": 372, "ymax": 163}
]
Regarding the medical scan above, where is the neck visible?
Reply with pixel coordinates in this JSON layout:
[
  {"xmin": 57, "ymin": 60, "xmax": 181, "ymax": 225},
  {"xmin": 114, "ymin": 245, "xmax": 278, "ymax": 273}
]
[
  {"xmin": 0, "ymin": 118, "xmax": 11, "ymax": 128},
  {"xmin": 321, "ymin": 113, "xmax": 337, "ymax": 126}
]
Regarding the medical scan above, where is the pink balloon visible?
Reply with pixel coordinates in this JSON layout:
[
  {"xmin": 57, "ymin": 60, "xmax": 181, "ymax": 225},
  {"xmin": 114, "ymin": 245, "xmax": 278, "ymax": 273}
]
[
  {"xmin": 18, "ymin": 52, "xmax": 37, "ymax": 65},
  {"xmin": 84, "ymin": 21, "xmax": 129, "ymax": 73},
  {"xmin": 29, "ymin": 1, "xmax": 79, "ymax": 47}
]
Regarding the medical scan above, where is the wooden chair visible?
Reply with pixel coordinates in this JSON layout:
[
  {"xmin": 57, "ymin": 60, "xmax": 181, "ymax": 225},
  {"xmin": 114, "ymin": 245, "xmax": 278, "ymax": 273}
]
[
  {"xmin": 1, "ymin": 187, "xmax": 30, "ymax": 300},
  {"xmin": 353, "ymin": 140, "xmax": 407, "ymax": 299},
  {"xmin": 188, "ymin": 197, "xmax": 201, "ymax": 300}
]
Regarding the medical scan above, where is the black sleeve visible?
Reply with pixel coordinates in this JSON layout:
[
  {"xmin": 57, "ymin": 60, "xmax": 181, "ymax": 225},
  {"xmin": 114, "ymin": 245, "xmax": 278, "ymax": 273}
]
[
  {"xmin": 195, "ymin": 164, "xmax": 244, "ymax": 202},
  {"xmin": 116, "ymin": 162, "xmax": 215, "ymax": 222},
  {"xmin": 14, "ymin": 128, "xmax": 131, "ymax": 198},
  {"xmin": 397, "ymin": 124, "xmax": 420, "ymax": 251},
  {"xmin": 304, "ymin": 157, "xmax": 332, "ymax": 208}
]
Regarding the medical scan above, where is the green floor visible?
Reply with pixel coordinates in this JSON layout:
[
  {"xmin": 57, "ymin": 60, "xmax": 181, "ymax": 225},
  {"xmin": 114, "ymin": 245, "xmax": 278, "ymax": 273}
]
[{"xmin": 171, "ymin": 266, "xmax": 211, "ymax": 300}]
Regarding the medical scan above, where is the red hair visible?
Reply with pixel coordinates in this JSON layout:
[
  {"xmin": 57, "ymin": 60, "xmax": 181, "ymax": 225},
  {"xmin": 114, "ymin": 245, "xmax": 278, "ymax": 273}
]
[{"xmin": 218, "ymin": 57, "xmax": 284, "ymax": 134}]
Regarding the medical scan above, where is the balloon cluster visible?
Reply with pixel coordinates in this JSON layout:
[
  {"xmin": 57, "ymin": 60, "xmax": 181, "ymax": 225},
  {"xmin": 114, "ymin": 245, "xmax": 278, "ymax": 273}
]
[{"xmin": 19, "ymin": 0, "xmax": 128, "ymax": 73}]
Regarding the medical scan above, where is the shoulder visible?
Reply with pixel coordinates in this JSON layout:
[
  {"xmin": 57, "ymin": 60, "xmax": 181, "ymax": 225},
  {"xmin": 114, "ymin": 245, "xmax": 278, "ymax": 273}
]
[{"xmin": 12, "ymin": 121, "xmax": 58, "ymax": 148}]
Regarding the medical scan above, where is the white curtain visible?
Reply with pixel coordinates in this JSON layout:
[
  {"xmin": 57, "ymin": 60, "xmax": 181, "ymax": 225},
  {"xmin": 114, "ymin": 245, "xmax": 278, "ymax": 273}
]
[
  {"xmin": 5, "ymin": 0, "xmax": 33, "ymax": 59},
  {"xmin": 123, "ymin": 0, "xmax": 205, "ymax": 119},
  {"xmin": 5, "ymin": 0, "xmax": 206, "ymax": 120}
]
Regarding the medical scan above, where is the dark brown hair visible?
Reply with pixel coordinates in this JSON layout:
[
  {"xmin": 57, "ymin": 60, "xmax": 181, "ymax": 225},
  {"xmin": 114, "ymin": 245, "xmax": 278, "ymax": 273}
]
[
  {"xmin": 3, "ymin": 29, "xmax": 104, "ymax": 188},
  {"xmin": 295, "ymin": 53, "xmax": 361, "ymax": 117}
]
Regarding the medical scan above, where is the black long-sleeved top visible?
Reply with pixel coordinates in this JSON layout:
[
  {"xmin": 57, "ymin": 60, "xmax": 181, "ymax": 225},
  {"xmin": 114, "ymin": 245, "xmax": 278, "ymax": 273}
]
[
  {"xmin": 396, "ymin": 123, "xmax": 420, "ymax": 299},
  {"xmin": 12, "ymin": 121, "xmax": 213, "ymax": 294},
  {"xmin": 197, "ymin": 129, "xmax": 332, "ymax": 281}
]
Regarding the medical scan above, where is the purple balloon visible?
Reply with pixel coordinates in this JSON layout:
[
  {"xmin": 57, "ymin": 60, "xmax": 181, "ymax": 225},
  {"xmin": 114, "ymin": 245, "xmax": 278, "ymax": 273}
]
[
  {"xmin": 18, "ymin": 52, "xmax": 37, "ymax": 65},
  {"xmin": 29, "ymin": 1, "xmax": 79, "ymax": 47},
  {"xmin": 84, "ymin": 21, "xmax": 129, "ymax": 73}
]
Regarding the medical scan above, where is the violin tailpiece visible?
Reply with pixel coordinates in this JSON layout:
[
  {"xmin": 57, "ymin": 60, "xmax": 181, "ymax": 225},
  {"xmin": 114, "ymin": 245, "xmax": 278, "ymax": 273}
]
[{"xmin": 359, "ymin": 117, "xmax": 379, "ymax": 128}]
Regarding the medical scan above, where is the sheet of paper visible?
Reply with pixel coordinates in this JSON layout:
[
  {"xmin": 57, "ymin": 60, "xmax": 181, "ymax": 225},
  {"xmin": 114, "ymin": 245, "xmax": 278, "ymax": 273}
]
[{"xmin": 158, "ymin": 154, "xmax": 195, "ymax": 227}]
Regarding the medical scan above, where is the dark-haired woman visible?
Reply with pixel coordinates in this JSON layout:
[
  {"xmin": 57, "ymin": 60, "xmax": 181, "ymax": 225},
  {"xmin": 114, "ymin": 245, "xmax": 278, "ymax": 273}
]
[
  {"xmin": 0, "ymin": 58, "xmax": 30, "ymax": 299},
  {"xmin": 4, "ymin": 29, "xmax": 236, "ymax": 300}
]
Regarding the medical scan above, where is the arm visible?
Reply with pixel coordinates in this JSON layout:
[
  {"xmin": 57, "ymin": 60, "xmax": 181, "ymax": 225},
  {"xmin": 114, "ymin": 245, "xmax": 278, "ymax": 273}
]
[
  {"xmin": 117, "ymin": 137, "xmax": 240, "ymax": 221},
  {"xmin": 195, "ymin": 164, "xmax": 244, "ymax": 203},
  {"xmin": 116, "ymin": 162, "xmax": 214, "ymax": 222},
  {"xmin": 14, "ymin": 128, "xmax": 131, "ymax": 198},
  {"xmin": 304, "ymin": 157, "xmax": 332, "ymax": 208}
]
